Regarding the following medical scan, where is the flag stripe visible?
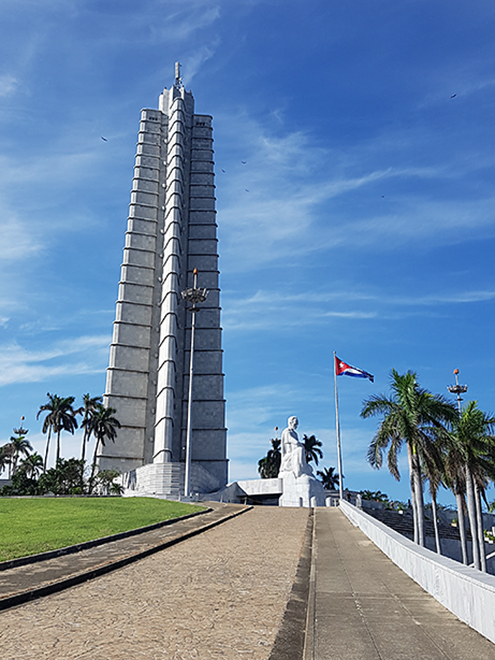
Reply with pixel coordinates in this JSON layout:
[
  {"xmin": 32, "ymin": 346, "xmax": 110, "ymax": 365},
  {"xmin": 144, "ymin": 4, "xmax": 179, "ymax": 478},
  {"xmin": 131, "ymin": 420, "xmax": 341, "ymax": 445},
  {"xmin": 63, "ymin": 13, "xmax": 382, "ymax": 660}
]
[{"xmin": 335, "ymin": 356, "xmax": 374, "ymax": 382}]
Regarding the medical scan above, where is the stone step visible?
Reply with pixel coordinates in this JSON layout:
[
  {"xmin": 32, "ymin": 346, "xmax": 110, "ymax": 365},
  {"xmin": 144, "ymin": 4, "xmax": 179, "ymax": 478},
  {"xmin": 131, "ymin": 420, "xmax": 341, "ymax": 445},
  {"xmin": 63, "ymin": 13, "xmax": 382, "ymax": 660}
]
[{"xmin": 363, "ymin": 507, "xmax": 473, "ymax": 541}]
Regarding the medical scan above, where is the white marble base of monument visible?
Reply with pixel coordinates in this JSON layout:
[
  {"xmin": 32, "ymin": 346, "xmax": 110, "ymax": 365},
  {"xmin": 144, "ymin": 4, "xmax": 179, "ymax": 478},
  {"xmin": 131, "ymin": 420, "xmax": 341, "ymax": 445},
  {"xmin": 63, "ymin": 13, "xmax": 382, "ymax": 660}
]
[
  {"xmin": 278, "ymin": 471, "xmax": 326, "ymax": 507},
  {"xmin": 120, "ymin": 462, "xmax": 221, "ymax": 499}
]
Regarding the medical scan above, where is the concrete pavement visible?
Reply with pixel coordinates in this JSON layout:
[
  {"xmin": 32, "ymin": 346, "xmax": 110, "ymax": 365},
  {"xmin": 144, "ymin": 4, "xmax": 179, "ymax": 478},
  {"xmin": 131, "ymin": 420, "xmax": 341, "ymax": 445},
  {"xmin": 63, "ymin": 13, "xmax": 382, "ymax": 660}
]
[
  {"xmin": 1, "ymin": 505, "xmax": 495, "ymax": 658},
  {"xmin": 0, "ymin": 506, "xmax": 309, "ymax": 660},
  {"xmin": 304, "ymin": 507, "xmax": 495, "ymax": 659}
]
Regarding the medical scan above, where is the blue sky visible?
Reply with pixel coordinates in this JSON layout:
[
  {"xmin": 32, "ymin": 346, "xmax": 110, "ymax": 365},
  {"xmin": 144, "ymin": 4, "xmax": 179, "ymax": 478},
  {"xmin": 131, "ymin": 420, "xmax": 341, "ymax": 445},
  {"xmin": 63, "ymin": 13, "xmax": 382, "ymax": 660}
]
[{"xmin": 1, "ymin": 0, "xmax": 495, "ymax": 506}]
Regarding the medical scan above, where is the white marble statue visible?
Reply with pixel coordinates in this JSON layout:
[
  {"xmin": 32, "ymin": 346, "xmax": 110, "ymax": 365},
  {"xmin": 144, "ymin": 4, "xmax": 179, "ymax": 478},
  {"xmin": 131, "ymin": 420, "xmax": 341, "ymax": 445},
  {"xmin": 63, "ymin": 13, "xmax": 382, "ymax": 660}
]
[
  {"xmin": 279, "ymin": 416, "xmax": 313, "ymax": 478},
  {"xmin": 278, "ymin": 416, "xmax": 326, "ymax": 507}
]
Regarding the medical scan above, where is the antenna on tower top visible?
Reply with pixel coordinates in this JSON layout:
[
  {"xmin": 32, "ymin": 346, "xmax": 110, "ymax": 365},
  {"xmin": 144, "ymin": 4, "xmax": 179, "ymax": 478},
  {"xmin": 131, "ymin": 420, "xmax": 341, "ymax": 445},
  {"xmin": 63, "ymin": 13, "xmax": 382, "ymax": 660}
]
[{"xmin": 174, "ymin": 62, "xmax": 183, "ymax": 89}]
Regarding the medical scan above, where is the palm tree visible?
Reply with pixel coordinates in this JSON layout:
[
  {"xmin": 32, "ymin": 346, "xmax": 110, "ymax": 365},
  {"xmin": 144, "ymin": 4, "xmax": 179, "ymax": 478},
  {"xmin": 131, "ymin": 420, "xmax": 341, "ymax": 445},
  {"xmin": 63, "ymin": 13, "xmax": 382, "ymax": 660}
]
[
  {"xmin": 89, "ymin": 404, "xmax": 121, "ymax": 487},
  {"xmin": 302, "ymin": 434, "xmax": 323, "ymax": 466},
  {"xmin": 441, "ymin": 433, "xmax": 469, "ymax": 564},
  {"xmin": 422, "ymin": 456, "xmax": 444, "ymax": 554},
  {"xmin": 37, "ymin": 394, "xmax": 79, "ymax": 470},
  {"xmin": 258, "ymin": 438, "xmax": 281, "ymax": 478},
  {"xmin": 79, "ymin": 394, "xmax": 103, "ymax": 463},
  {"xmin": 0, "ymin": 444, "xmax": 13, "ymax": 477},
  {"xmin": 361, "ymin": 370, "xmax": 457, "ymax": 547},
  {"xmin": 316, "ymin": 466, "xmax": 340, "ymax": 490},
  {"xmin": 9, "ymin": 435, "xmax": 33, "ymax": 475},
  {"xmin": 19, "ymin": 452, "xmax": 44, "ymax": 479},
  {"xmin": 447, "ymin": 401, "xmax": 495, "ymax": 571}
]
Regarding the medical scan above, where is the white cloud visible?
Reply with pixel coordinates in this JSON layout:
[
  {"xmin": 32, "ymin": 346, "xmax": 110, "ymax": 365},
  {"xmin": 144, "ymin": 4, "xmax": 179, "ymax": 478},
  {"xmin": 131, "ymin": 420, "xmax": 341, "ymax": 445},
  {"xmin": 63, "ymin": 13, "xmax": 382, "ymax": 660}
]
[
  {"xmin": 222, "ymin": 284, "xmax": 495, "ymax": 333},
  {"xmin": 216, "ymin": 111, "xmax": 495, "ymax": 270},
  {"xmin": 182, "ymin": 39, "xmax": 220, "ymax": 84},
  {"xmin": 0, "ymin": 335, "xmax": 109, "ymax": 387},
  {"xmin": 0, "ymin": 214, "xmax": 44, "ymax": 262},
  {"xmin": 0, "ymin": 74, "xmax": 17, "ymax": 97}
]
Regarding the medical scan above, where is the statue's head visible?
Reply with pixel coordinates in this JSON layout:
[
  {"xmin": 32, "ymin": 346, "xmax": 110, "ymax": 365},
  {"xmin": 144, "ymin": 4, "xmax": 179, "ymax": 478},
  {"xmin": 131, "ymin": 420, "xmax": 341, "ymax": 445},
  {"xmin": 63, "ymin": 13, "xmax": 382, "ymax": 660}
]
[{"xmin": 288, "ymin": 416, "xmax": 298, "ymax": 429}]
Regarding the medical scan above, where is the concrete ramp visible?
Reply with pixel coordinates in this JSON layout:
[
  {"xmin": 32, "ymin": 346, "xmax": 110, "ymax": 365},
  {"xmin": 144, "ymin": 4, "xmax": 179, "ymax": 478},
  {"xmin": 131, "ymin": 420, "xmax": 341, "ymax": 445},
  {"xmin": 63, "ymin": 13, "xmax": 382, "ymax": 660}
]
[{"xmin": 305, "ymin": 508, "xmax": 495, "ymax": 659}]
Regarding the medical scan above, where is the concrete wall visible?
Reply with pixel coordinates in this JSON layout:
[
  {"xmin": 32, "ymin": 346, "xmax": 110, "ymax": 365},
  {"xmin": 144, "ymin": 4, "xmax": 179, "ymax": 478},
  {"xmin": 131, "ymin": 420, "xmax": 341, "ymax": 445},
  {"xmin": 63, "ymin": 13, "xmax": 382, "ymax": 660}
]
[{"xmin": 340, "ymin": 500, "xmax": 495, "ymax": 645}]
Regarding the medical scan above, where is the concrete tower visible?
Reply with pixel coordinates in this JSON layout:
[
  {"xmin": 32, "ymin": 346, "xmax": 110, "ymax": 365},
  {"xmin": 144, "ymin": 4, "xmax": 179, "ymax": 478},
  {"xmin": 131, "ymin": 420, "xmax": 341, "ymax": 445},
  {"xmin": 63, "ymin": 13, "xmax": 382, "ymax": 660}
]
[{"xmin": 100, "ymin": 67, "xmax": 227, "ymax": 497}]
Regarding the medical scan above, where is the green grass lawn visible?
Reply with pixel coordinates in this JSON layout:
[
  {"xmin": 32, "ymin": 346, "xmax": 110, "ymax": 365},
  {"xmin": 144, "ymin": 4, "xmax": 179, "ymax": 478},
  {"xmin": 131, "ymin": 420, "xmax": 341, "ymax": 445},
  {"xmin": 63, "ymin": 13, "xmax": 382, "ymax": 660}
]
[{"xmin": 0, "ymin": 498, "xmax": 205, "ymax": 562}]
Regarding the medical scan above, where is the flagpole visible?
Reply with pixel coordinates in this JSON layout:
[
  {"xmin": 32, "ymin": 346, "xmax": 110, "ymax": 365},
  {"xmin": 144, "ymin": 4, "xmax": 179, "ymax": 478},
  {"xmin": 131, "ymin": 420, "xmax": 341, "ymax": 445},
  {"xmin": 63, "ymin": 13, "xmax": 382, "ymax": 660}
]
[{"xmin": 333, "ymin": 351, "xmax": 344, "ymax": 502}]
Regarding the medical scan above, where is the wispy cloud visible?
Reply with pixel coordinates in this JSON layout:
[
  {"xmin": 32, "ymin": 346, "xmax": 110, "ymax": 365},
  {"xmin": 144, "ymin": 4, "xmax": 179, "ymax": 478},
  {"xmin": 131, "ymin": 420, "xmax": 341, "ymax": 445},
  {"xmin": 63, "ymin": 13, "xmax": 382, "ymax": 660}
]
[
  {"xmin": 0, "ymin": 335, "xmax": 109, "ymax": 387},
  {"xmin": 182, "ymin": 39, "xmax": 221, "ymax": 83},
  {"xmin": 216, "ymin": 112, "xmax": 495, "ymax": 270},
  {"xmin": 222, "ymin": 286, "xmax": 495, "ymax": 333},
  {"xmin": 0, "ymin": 214, "xmax": 44, "ymax": 262},
  {"xmin": 0, "ymin": 74, "xmax": 17, "ymax": 97}
]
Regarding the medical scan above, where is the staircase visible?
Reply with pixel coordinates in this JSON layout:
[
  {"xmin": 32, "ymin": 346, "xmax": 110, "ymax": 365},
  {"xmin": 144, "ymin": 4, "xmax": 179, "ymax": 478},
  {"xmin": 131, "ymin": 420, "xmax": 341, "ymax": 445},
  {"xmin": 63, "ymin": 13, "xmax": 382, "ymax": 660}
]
[{"xmin": 363, "ymin": 507, "xmax": 472, "ymax": 542}]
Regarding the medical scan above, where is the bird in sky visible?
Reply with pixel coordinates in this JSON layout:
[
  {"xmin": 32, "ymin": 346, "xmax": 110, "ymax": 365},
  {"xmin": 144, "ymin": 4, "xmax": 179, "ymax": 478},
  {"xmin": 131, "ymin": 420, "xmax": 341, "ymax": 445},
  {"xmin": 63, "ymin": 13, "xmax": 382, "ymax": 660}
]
[
  {"xmin": 101, "ymin": 136, "xmax": 108, "ymax": 141},
  {"xmin": 241, "ymin": 160, "xmax": 247, "ymax": 164},
  {"xmin": 221, "ymin": 169, "xmax": 226, "ymax": 173},
  {"xmin": 450, "ymin": 94, "xmax": 457, "ymax": 98},
  {"xmin": 245, "ymin": 189, "xmax": 249, "ymax": 192}
]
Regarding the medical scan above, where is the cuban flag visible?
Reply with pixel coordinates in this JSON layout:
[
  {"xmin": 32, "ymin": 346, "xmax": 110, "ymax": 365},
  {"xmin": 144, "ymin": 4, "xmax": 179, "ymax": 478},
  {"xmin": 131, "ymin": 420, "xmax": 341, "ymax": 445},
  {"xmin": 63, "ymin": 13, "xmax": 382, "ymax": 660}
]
[{"xmin": 335, "ymin": 356, "xmax": 374, "ymax": 382}]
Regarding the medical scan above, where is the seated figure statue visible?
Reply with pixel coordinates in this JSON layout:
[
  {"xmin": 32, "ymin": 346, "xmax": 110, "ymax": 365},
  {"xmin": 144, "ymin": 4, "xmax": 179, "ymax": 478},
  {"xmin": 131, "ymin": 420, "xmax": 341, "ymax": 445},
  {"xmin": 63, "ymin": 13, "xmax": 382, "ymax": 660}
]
[
  {"xmin": 279, "ymin": 416, "xmax": 313, "ymax": 478},
  {"xmin": 278, "ymin": 415, "xmax": 325, "ymax": 507}
]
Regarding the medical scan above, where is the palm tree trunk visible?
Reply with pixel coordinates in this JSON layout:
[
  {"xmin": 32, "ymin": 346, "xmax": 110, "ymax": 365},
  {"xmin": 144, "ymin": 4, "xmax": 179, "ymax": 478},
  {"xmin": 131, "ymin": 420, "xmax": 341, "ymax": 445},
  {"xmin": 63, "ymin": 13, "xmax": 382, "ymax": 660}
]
[
  {"xmin": 455, "ymin": 491, "xmax": 468, "ymax": 564},
  {"xmin": 411, "ymin": 449, "xmax": 425, "ymax": 547},
  {"xmin": 43, "ymin": 428, "xmax": 52, "ymax": 472},
  {"xmin": 475, "ymin": 483, "xmax": 487, "ymax": 573},
  {"xmin": 415, "ymin": 469, "xmax": 425, "ymax": 547},
  {"xmin": 81, "ymin": 428, "xmax": 88, "ymax": 463},
  {"xmin": 407, "ymin": 444, "xmax": 419, "ymax": 543},
  {"xmin": 90, "ymin": 438, "xmax": 100, "ymax": 492},
  {"xmin": 55, "ymin": 429, "xmax": 61, "ymax": 466},
  {"xmin": 431, "ymin": 492, "xmax": 442, "ymax": 554},
  {"xmin": 465, "ymin": 465, "xmax": 480, "ymax": 570}
]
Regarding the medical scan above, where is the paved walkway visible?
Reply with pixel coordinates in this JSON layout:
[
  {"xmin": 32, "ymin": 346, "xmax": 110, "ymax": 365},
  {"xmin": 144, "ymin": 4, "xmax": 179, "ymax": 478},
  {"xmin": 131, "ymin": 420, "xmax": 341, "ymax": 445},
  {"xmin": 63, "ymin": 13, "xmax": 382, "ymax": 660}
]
[
  {"xmin": 0, "ymin": 502, "xmax": 248, "ymax": 609},
  {"xmin": 0, "ymin": 506, "xmax": 309, "ymax": 660},
  {"xmin": 1, "ymin": 506, "xmax": 495, "ymax": 659},
  {"xmin": 306, "ymin": 508, "xmax": 495, "ymax": 659}
]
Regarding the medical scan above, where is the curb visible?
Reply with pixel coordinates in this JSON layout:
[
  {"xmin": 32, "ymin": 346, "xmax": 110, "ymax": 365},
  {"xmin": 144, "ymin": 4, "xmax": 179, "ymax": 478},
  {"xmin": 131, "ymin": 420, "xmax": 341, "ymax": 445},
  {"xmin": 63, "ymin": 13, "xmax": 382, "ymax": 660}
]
[
  {"xmin": 0, "ymin": 505, "xmax": 252, "ymax": 611},
  {"xmin": 268, "ymin": 509, "xmax": 314, "ymax": 660},
  {"xmin": 0, "ymin": 507, "xmax": 211, "ymax": 572}
]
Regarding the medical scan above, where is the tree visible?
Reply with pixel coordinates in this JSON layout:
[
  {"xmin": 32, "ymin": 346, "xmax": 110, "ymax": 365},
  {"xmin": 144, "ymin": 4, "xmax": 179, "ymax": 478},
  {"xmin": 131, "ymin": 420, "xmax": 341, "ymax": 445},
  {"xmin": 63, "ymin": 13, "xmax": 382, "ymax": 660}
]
[
  {"xmin": 258, "ymin": 438, "xmax": 281, "ymax": 478},
  {"xmin": 79, "ymin": 394, "xmax": 103, "ymax": 463},
  {"xmin": 438, "ymin": 429, "xmax": 470, "ymax": 564},
  {"xmin": 359, "ymin": 490, "xmax": 389, "ymax": 503},
  {"xmin": 447, "ymin": 401, "xmax": 495, "ymax": 572},
  {"xmin": 38, "ymin": 458, "xmax": 86, "ymax": 495},
  {"xmin": 89, "ymin": 404, "xmax": 121, "ymax": 488},
  {"xmin": 94, "ymin": 469, "xmax": 122, "ymax": 495},
  {"xmin": 302, "ymin": 434, "xmax": 323, "ymax": 466},
  {"xmin": 0, "ymin": 444, "xmax": 13, "ymax": 477},
  {"xmin": 361, "ymin": 370, "xmax": 457, "ymax": 547},
  {"xmin": 18, "ymin": 452, "xmax": 44, "ymax": 480},
  {"xmin": 422, "ymin": 458, "xmax": 444, "ymax": 555},
  {"xmin": 37, "ymin": 394, "xmax": 79, "ymax": 470},
  {"xmin": 9, "ymin": 434, "xmax": 33, "ymax": 475},
  {"xmin": 317, "ymin": 466, "xmax": 340, "ymax": 490}
]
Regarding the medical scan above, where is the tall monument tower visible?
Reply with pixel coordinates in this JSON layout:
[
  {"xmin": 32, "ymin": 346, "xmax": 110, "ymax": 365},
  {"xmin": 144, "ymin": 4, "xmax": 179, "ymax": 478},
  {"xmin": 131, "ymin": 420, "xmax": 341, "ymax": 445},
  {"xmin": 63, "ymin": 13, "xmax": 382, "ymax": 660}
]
[{"xmin": 100, "ymin": 65, "xmax": 227, "ymax": 495}]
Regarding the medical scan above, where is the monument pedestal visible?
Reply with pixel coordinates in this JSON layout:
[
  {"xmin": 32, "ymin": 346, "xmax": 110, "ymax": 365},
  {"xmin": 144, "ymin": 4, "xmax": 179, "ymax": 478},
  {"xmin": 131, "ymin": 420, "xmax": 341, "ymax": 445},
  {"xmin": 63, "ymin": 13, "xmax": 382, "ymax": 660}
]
[{"xmin": 278, "ymin": 471, "xmax": 326, "ymax": 507}]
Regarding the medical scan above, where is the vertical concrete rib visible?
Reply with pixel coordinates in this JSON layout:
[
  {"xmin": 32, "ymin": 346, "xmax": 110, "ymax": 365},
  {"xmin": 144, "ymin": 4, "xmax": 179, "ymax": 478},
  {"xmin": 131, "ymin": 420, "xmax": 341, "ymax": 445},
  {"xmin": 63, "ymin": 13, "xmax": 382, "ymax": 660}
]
[
  {"xmin": 153, "ymin": 95, "xmax": 187, "ymax": 462},
  {"xmin": 181, "ymin": 114, "xmax": 227, "ymax": 486}
]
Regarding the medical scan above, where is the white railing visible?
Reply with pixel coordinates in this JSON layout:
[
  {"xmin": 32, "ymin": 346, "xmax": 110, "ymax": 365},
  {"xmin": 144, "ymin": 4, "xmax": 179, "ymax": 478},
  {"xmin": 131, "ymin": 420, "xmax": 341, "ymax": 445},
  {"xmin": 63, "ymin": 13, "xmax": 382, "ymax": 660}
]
[{"xmin": 340, "ymin": 500, "xmax": 495, "ymax": 644}]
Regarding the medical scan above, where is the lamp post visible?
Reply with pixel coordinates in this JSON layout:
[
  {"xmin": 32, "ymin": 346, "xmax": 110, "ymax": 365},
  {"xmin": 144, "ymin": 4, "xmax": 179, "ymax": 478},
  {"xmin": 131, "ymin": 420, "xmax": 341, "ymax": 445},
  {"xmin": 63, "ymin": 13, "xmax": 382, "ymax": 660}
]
[
  {"xmin": 447, "ymin": 368, "xmax": 468, "ymax": 414},
  {"xmin": 181, "ymin": 268, "xmax": 208, "ymax": 498}
]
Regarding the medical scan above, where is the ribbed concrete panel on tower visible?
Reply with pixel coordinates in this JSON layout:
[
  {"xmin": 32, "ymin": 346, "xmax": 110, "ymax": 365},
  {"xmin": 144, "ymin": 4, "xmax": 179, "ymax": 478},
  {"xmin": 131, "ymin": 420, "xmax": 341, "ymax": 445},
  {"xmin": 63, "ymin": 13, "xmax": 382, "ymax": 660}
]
[{"xmin": 101, "ymin": 75, "xmax": 227, "ymax": 492}]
